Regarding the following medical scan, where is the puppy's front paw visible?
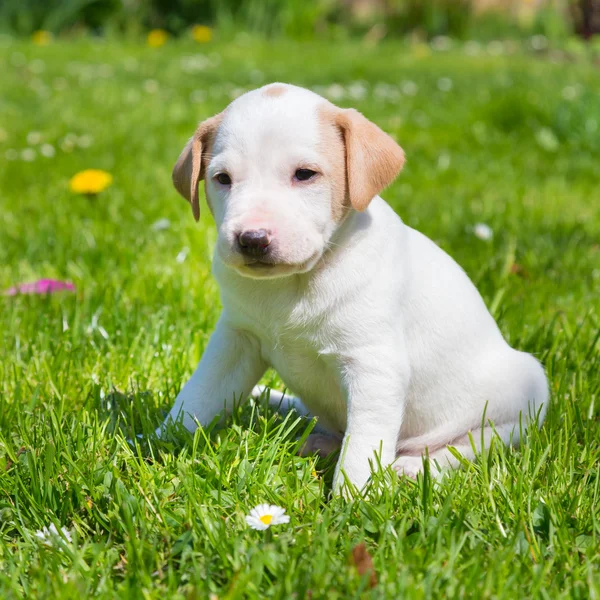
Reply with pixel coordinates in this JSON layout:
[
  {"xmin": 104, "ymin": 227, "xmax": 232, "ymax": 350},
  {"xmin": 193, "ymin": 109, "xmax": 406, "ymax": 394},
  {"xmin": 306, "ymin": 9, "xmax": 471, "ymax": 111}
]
[{"xmin": 393, "ymin": 455, "xmax": 425, "ymax": 479}]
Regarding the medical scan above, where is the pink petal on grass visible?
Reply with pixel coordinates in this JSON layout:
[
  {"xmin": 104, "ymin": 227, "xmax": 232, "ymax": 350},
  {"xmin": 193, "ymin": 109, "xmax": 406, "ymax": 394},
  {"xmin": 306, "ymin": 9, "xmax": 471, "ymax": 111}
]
[{"xmin": 3, "ymin": 279, "xmax": 75, "ymax": 296}]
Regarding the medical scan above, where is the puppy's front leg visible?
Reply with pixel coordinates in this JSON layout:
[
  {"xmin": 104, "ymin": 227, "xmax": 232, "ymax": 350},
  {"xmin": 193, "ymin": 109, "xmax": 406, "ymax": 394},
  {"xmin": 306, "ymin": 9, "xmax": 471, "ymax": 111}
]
[
  {"xmin": 159, "ymin": 317, "xmax": 267, "ymax": 433},
  {"xmin": 333, "ymin": 356, "xmax": 408, "ymax": 493}
]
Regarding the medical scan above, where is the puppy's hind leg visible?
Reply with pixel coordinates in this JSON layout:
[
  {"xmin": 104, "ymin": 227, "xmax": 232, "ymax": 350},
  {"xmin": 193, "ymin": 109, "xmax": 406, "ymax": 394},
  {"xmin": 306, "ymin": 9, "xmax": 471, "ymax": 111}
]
[
  {"xmin": 251, "ymin": 385, "xmax": 342, "ymax": 456},
  {"xmin": 394, "ymin": 422, "xmax": 522, "ymax": 479},
  {"xmin": 252, "ymin": 385, "xmax": 313, "ymax": 418}
]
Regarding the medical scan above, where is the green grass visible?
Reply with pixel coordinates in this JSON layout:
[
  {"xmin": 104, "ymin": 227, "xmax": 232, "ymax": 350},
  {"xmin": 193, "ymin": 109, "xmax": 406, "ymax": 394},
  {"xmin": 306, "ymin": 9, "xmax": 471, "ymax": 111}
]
[{"xmin": 1, "ymin": 35, "xmax": 599, "ymax": 598}]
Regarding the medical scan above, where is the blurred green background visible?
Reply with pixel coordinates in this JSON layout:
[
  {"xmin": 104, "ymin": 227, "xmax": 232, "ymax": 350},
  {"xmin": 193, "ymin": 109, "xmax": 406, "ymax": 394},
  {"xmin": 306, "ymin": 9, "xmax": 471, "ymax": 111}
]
[
  {"xmin": 1, "ymin": 0, "xmax": 600, "ymax": 598},
  {"xmin": 1, "ymin": 0, "xmax": 600, "ymax": 44}
]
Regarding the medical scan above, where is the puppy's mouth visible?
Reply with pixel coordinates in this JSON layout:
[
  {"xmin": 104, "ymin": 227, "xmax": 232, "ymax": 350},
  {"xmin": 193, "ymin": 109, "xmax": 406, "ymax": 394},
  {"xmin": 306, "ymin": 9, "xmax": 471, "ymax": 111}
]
[
  {"xmin": 244, "ymin": 260, "xmax": 275, "ymax": 270},
  {"xmin": 234, "ymin": 250, "xmax": 323, "ymax": 279},
  {"xmin": 216, "ymin": 237, "xmax": 324, "ymax": 279},
  {"xmin": 237, "ymin": 259, "xmax": 295, "ymax": 279}
]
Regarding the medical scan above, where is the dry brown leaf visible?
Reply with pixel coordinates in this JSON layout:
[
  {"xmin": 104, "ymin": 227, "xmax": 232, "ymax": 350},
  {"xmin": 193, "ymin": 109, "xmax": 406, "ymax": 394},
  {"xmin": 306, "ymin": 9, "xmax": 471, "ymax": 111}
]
[{"xmin": 350, "ymin": 542, "xmax": 377, "ymax": 588}]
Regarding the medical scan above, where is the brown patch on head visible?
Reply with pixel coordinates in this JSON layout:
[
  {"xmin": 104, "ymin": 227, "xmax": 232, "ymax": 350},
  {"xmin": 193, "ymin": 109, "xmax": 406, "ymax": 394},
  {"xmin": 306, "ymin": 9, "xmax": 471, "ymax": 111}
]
[
  {"xmin": 318, "ymin": 102, "xmax": 405, "ymax": 215},
  {"xmin": 172, "ymin": 112, "xmax": 224, "ymax": 221},
  {"xmin": 263, "ymin": 84, "xmax": 288, "ymax": 98}
]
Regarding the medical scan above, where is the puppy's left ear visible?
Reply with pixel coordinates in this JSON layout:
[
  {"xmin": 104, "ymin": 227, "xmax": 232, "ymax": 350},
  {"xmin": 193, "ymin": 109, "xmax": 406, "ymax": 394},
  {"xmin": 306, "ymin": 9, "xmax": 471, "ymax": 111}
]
[
  {"xmin": 336, "ymin": 109, "xmax": 405, "ymax": 211},
  {"xmin": 172, "ymin": 113, "xmax": 223, "ymax": 221}
]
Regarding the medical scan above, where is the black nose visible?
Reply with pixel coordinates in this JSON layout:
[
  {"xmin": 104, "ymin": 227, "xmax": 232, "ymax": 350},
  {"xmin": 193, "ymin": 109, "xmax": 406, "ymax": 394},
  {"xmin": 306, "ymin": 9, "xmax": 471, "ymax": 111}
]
[{"xmin": 237, "ymin": 229, "xmax": 272, "ymax": 256}]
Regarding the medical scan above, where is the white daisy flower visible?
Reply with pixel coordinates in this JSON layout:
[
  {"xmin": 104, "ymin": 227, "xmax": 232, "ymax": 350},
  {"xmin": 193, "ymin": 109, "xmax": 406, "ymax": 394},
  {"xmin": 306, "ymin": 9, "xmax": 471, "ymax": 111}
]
[
  {"xmin": 151, "ymin": 218, "xmax": 171, "ymax": 231},
  {"xmin": 176, "ymin": 247, "xmax": 190, "ymax": 264},
  {"xmin": 400, "ymin": 80, "xmax": 418, "ymax": 97},
  {"xmin": 40, "ymin": 143, "xmax": 55, "ymax": 158},
  {"xmin": 325, "ymin": 83, "xmax": 345, "ymax": 101},
  {"xmin": 180, "ymin": 54, "xmax": 211, "ymax": 74},
  {"xmin": 60, "ymin": 133, "xmax": 78, "ymax": 153},
  {"xmin": 245, "ymin": 504, "xmax": 290, "ymax": 530},
  {"xmin": 430, "ymin": 35, "xmax": 452, "ymax": 51},
  {"xmin": 437, "ymin": 152, "xmax": 451, "ymax": 171},
  {"xmin": 437, "ymin": 77, "xmax": 453, "ymax": 92},
  {"xmin": 77, "ymin": 134, "xmax": 93, "ymax": 148},
  {"xmin": 530, "ymin": 35, "xmax": 548, "ymax": 51},
  {"xmin": 26, "ymin": 131, "xmax": 42, "ymax": 145},
  {"xmin": 143, "ymin": 79, "xmax": 159, "ymax": 94},
  {"xmin": 464, "ymin": 40, "xmax": 481, "ymax": 56},
  {"xmin": 34, "ymin": 523, "xmax": 72, "ymax": 545},
  {"xmin": 562, "ymin": 86, "xmax": 578, "ymax": 101},
  {"xmin": 474, "ymin": 223, "xmax": 493, "ymax": 241},
  {"xmin": 21, "ymin": 148, "xmax": 36, "ymax": 161},
  {"xmin": 347, "ymin": 81, "xmax": 367, "ymax": 101}
]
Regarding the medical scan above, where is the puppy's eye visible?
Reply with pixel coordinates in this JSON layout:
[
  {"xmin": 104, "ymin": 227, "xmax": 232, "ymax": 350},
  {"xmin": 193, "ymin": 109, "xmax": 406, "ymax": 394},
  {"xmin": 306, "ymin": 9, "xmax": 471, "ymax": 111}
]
[
  {"xmin": 215, "ymin": 173, "xmax": 232, "ymax": 186},
  {"xmin": 294, "ymin": 168, "xmax": 317, "ymax": 182}
]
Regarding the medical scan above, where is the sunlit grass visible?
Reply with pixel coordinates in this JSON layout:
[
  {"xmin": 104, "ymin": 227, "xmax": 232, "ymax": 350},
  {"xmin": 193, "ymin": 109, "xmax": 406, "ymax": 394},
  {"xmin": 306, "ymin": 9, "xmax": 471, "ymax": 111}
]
[{"xmin": 0, "ymin": 37, "xmax": 599, "ymax": 598}]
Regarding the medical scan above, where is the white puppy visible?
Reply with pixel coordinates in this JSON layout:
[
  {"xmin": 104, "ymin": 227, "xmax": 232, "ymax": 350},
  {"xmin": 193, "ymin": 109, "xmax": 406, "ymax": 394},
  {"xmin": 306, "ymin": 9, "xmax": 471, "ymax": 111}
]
[{"xmin": 162, "ymin": 83, "xmax": 548, "ymax": 491}]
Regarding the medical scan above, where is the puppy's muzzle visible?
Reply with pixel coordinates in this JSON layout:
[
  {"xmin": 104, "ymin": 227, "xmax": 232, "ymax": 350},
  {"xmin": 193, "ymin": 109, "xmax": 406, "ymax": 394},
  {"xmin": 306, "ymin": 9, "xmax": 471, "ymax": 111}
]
[{"xmin": 237, "ymin": 229, "xmax": 272, "ymax": 258}]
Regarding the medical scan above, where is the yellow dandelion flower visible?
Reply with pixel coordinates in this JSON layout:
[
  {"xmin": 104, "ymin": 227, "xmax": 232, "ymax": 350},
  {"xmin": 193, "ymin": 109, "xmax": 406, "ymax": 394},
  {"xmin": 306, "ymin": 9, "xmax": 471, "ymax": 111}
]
[
  {"xmin": 32, "ymin": 30, "xmax": 52, "ymax": 46},
  {"xmin": 69, "ymin": 169, "xmax": 113, "ymax": 195},
  {"xmin": 147, "ymin": 29, "xmax": 168, "ymax": 48},
  {"xmin": 192, "ymin": 25, "xmax": 213, "ymax": 44}
]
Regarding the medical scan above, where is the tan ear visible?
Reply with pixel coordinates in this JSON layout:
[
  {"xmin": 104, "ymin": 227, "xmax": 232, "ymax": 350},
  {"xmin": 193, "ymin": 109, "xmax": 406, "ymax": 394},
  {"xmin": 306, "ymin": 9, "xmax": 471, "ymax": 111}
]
[
  {"xmin": 172, "ymin": 113, "xmax": 223, "ymax": 221},
  {"xmin": 336, "ymin": 109, "xmax": 405, "ymax": 211}
]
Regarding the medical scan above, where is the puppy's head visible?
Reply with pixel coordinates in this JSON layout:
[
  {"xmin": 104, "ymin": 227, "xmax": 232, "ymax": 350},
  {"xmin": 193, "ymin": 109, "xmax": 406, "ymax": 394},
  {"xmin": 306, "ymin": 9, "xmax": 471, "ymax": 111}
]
[{"xmin": 173, "ymin": 83, "xmax": 405, "ymax": 279}]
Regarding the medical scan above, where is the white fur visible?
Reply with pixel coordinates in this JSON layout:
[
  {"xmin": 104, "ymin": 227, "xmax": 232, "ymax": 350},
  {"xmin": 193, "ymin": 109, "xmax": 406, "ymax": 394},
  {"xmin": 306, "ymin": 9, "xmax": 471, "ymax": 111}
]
[{"xmin": 160, "ymin": 84, "xmax": 548, "ymax": 493}]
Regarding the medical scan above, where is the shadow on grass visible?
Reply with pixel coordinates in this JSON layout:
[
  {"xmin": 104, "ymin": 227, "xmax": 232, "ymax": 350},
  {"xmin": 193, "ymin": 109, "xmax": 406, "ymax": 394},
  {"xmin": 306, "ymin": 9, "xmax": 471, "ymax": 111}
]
[{"xmin": 90, "ymin": 386, "xmax": 339, "ymax": 488}]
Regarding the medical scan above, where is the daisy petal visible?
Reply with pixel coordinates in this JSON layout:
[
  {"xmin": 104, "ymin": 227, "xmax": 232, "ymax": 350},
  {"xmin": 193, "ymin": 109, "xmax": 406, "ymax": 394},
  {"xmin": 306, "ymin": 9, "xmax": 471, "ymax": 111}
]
[{"xmin": 246, "ymin": 515, "xmax": 269, "ymax": 530}]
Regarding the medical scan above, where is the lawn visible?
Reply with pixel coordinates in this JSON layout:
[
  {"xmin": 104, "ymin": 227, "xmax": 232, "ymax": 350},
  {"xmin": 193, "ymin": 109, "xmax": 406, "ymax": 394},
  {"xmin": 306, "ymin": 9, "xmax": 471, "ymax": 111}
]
[{"xmin": 0, "ymin": 35, "xmax": 599, "ymax": 598}]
